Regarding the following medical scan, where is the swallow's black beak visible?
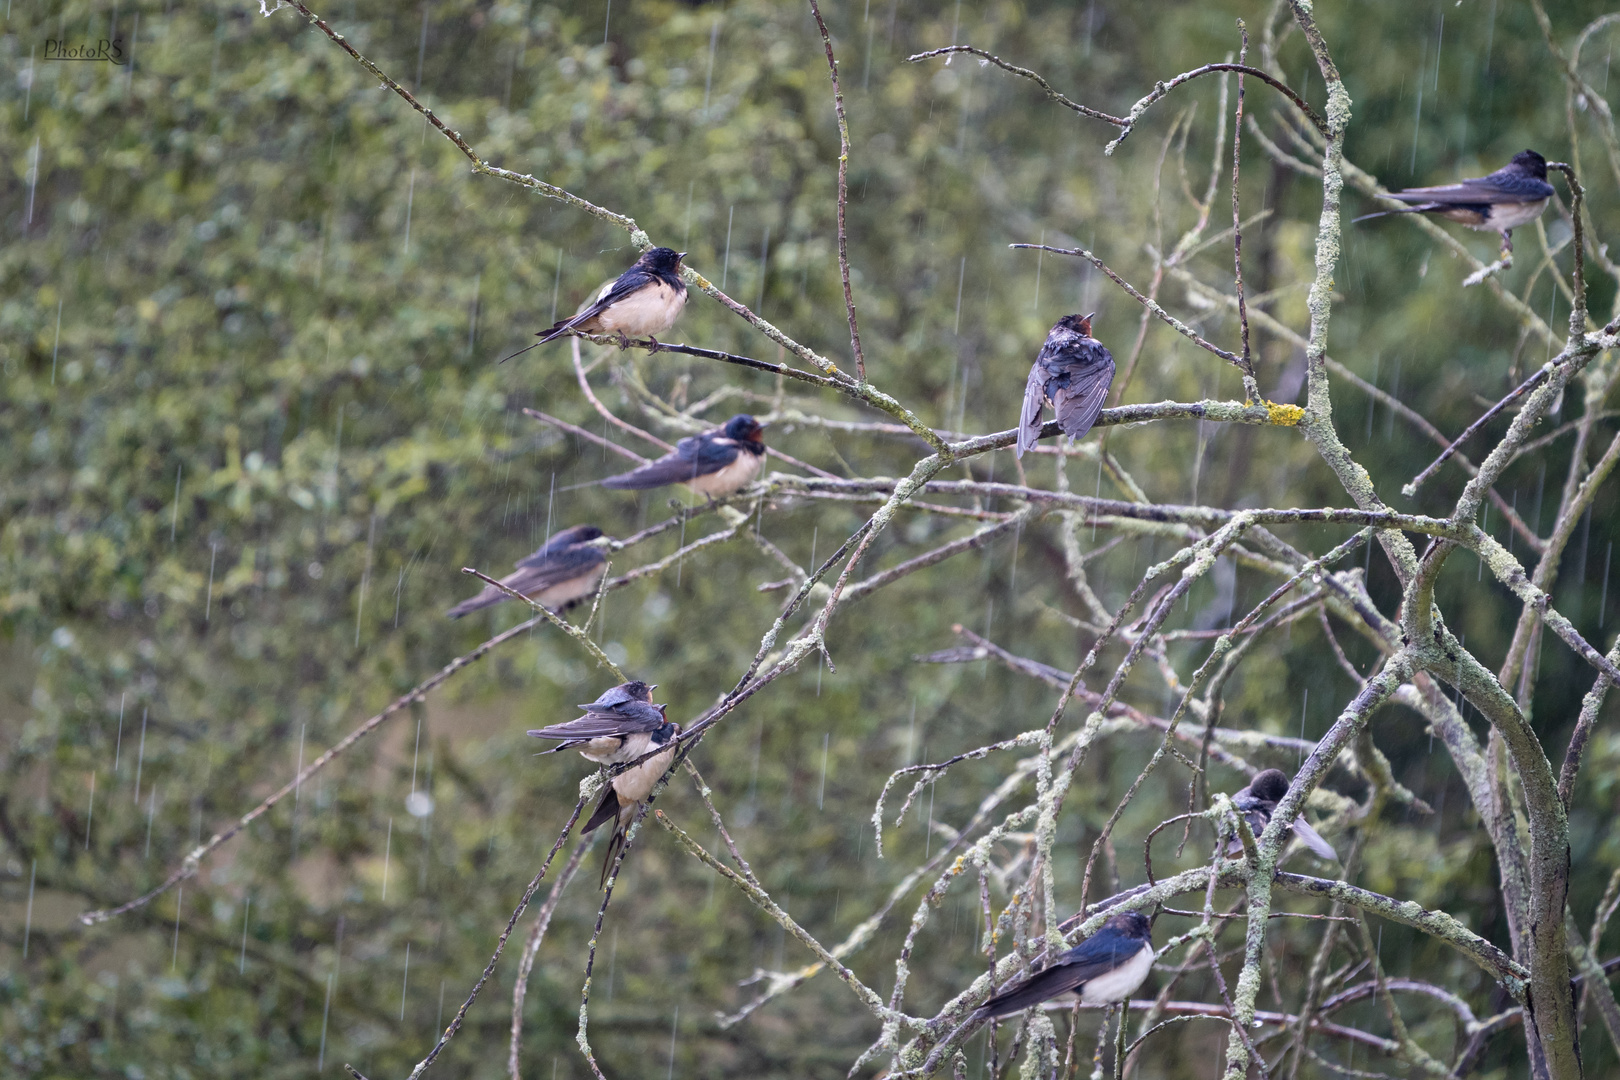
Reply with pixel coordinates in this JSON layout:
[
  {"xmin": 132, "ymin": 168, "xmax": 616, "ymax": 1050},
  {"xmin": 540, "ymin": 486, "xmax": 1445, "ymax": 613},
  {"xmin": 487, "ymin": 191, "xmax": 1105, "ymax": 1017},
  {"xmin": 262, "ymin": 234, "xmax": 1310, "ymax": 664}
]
[
  {"xmin": 677, "ymin": 252, "xmax": 687, "ymax": 261},
  {"xmin": 1084, "ymin": 312, "xmax": 1097, "ymax": 322}
]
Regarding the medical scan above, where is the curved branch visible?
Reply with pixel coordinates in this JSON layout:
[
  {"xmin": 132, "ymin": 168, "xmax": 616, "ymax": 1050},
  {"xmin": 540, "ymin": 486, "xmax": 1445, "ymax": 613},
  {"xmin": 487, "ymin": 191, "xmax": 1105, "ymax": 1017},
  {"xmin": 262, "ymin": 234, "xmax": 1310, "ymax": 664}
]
[
  {"xmin": 904, "ymin": 46, "xmax": 1127, "ymax": 125},
  {"xmin": 904, "ymin": 47, "xmax": 1326, "ymax": 145},
  {"xmin": 809, "ymin": 0, "xmax": 867, "ymax": 382}
]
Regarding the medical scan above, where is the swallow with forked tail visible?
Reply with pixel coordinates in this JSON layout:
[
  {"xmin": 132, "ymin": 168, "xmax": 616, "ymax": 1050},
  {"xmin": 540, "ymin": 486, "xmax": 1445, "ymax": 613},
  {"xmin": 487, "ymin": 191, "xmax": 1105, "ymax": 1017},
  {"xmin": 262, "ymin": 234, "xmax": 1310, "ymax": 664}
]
[
  {"xmin": 1225, "ymin": 768, "xmax": 1337, "ymax": 861},
  {"xmin": 447, "ymin": 525, "xmax": 608, "ymax": 618},
  {"xmin": 1016, "ymin": 313, "xmax": 1115, "ymax": 459},
  {"xmin": 1354, "ymin": 150, "xmax": 1554, "ymax": 253},
  {"xmin": 535, "ymin": 247, "xmax": 688, "ymax": 349},
  {"xmin": 600, "ymin": 414, "xmax": 766, "ymax": 498},
  {"xmin": 972, "ymin": 911, "xmax": 1153, "ymax": 1020}
]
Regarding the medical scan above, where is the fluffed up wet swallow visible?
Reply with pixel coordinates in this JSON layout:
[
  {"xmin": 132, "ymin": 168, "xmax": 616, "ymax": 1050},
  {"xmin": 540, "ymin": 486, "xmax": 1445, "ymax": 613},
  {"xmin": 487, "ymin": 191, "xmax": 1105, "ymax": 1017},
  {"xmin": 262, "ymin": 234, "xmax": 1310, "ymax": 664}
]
[
  {"xmin": 534, "ymin": 247, "xmax": 688, "ymax": 350},
  {"xmin": 972, "ymin": 911, "xmax": 1153, "ymax": 1020},
  {"xmin": 600, "ymin": 414, "xmax": 767, "ymax": 499},
  {"xmin": 446, "ymin": 525, "xmax": 608, "ymax": 619},
  {"xmin": 582, "ymin": 714, "xmax": 681, "ymax": 888},
  {"xmin": 526, "ymin": 680, "xmax": 668, "ymax": 766},
  {"xmin": 1016, "ymin": 313, "xmax": 1116, "ymax": 459},
  {"xmin": 1354, "ymin": 150, "xmax": 1554, "ymax": 254},
  {"xmin": 1225, "ymin": 768, "xmax": 1337, "ymax": 862}
]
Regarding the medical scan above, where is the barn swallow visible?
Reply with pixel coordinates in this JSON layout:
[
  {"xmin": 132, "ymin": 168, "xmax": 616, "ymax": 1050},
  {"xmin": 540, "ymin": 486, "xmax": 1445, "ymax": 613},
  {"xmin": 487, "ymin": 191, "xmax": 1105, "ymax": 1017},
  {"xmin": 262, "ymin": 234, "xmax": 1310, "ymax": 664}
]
[
  {"xmin": 1224, "ymin": 768, "xmax": 1337, "ymax": 861},
  {"xmin": 1016, "ymin": 314, "xmax": 1116, "ymax": 459},
  {"xmin": 972, "ymin": 911, "xmax": 1153, "ymax": 1020},
  {"xmin": 583, "ymin": 716, "xmax": 681, "ymax": 888},
  {"xmin": 535, "ymin": 247, "xmax": 688, "ymax": 349},
  {"xmin": 526, "ymin": 680, "xmax": 667, "ymax": 766},
  {"xmin": 1354, "ymin": 150, "xmax": 1554, "ymax": 253},
  {"xmin": 600, "ymin": 414, "xmax": 766, "ymax": 498},
  {"xmin": 446, "ymin": 525, "xmax": 608, "ymax": 619}
]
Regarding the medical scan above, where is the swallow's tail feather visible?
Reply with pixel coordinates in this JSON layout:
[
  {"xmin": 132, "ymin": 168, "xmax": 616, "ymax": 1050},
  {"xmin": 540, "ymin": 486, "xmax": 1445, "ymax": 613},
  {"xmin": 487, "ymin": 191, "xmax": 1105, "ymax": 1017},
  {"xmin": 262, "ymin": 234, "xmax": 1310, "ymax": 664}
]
[
  {"xmin": 1290, "ymin": 816, "xmax": 1338, "ymax": 861},
  {"xmin": 1016, "ymin": 365, "xmax": 1048, "ymax": 459},
  {"xmin": 1351, "ymin": 205, "xmax": 1435, "ymax": 224},
  {"xmin": 974, "ymin": 966, "xmax": 1084, "ymax": 1020},
  {"xmin": 600, "ymin": 457, "xmax": 702, "ymax": 490},
  {"xmin": 445, "ymin": 589, "xmax": 500, "ymax": 619},
  {"xmin": 598, "ymin": 820, "xmax": 630, "ymax": 889},
  {"xmin": 584, "ymin": 787, "xmax": 621, "ymax": 834},
  {"xmin": 536, "ymin": 309, "xmax": 591, "ymax": 345}
]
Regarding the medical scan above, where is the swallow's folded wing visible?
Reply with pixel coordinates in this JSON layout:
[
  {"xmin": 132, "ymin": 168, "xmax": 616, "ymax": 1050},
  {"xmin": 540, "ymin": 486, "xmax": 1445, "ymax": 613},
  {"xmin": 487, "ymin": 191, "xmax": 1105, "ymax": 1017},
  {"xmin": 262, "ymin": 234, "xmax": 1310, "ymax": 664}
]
[
  {"xmin": 1051, "ymin": 357, "xmax": 1115, "ymax": 442},
  {"xmin": 600, "ymin": 449, "xmax": 711, "ymax": 489},
  {"xmin": 529, "ymin": 702, "xmax": 666, "ymax": 741}
]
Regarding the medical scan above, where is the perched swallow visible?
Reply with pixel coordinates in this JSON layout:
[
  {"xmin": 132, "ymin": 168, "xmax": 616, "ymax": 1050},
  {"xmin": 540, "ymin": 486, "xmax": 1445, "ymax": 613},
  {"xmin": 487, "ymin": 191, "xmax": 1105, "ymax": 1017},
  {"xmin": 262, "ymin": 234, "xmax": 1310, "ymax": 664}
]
[
  {"xmin": 446, "ymin": 525, "xmax": 608, "ymax": 619},
  {"xmin": 1355, "ymin": 150, "xmax": 1554, "ymax": 253},
  {"xmin": 535, "ymin": 247, "xmax": 688, "ymax": 349},
  {"xmin": 1225, "ymin": 768, "xmax": 1337, "ymax": 861},
  {"xmin": 1016, "ymin": 314, "xmax": 1116, "ymax": 459},
  {"xmin": 600, "ymin": 414, "xmax": 767, "ymax": 498},
  {"xmin": 973, "ymin": 911, "xmax": 1153, "ymax": 1020},
  {"xmin": 583, "ymin": 716, "xmax": 681, "ymax": 888},
  {"xmin": 526, "ymin": 680, "xmax": 667, "ymax": 766}
]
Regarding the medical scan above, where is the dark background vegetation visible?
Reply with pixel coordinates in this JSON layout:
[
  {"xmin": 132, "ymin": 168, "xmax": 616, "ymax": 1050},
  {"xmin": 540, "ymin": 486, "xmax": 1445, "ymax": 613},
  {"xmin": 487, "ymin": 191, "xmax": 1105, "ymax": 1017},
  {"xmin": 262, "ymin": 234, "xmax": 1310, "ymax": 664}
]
[{"xmin": 3, "ymin": 0, "xmax": 1618, "ymax": 1077}]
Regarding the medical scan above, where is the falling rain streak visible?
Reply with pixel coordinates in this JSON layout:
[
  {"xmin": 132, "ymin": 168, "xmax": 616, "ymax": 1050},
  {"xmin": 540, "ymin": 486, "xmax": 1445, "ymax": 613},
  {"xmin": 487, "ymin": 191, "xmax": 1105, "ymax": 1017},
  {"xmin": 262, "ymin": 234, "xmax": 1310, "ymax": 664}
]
[
  {"xmin": 50, "ymin": 296, "xmax": 62, "ymax": 384},
  {"xmin": 400, "ymin": 942, "xmax": 411, "ymax": 1020},
  {"xmin": 133, "ymin": 708, "xmax": 148, "ymax": 803},
  {"xmin": 22, "ymin": 859, "xmax": 36, "ymax": 958},
  {"xmin": 318, "ymin": 971, "xmax": 334, "ymax": 1070},
  {"xmin": 25, "ymin": 137, "xmax": 40, "ymax": 226},
  {"xmin": 818, "ymin": 732, "xmax": 830, "ymax": 810},
  {"xmin": 240, "ymin": 896, "xmax": 251, "ymax": 973},
  {"xmin": 170, "ymin": 464, "xmax": 183, "ymax": 543},
  {"xmin": 172, "ymin": 887, "xmax": 183, "ymax": 970},
  {"xmin": 113, "ymin": 694, "xmax": 125, "ymax": 772},
  {"xmin": 382, "ymin": 817, "xmax": 394, "ymax": 900},
  {"xmin": 205, "ymin": 541, "xmax": 218, "ymax": 621},
  {"xmin": 721, "ymin": 206, "xmax": 735, "ymax": 290},
  {"xmin": 144, "ymin": 787, "xmax": 158, "ymax": 857}
]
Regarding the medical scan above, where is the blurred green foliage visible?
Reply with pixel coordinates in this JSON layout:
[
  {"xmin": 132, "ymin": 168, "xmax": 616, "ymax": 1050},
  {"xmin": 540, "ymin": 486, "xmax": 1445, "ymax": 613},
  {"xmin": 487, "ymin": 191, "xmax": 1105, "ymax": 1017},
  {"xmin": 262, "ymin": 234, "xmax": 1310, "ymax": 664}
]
[{"xmin": 2, "ymin": 0, "xmax": 1619, "ymax": 1077}]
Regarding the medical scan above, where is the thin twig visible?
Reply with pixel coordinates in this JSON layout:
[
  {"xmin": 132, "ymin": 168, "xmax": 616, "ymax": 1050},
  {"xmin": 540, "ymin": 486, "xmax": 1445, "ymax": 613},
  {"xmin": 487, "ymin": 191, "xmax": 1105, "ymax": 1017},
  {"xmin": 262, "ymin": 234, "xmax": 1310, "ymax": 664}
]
[
  {"xmin": 809, "ymin": 0, "xmax": 866, "ymax": 383},
  {"xmin": 656, "ymin": 811, "xmax": 906, "ymax": 1022},
  {"xmin": 510, "ymin": 837, "xmax": 590, "ymax": 1080},
  {"xmin": 461, "ymin": 568, "xmax": 628, "ymax": 682},
  {"xmin": 80, "ymin": 611, "xmax": 555, "ymax": 924},
  {"xmin": 523, "ymin": 407, "xmax": 648, "ymax": 464},
  {"xmin": 1402, "ymin": 366, "xmax": 1552, "ymax": 498},
  {"xmin": 1230, "ymin": 21, "xmax": 1257, "ymax": 390},
  {"xmin": 904, "ymin": 47, "xmax": 1326, "ymax": 142},
  {"xmin": 1011, "ymin": 243, "xmax": 1249, "ymax": 372},
  {"xmin": 572, "ymin": 337, "xmax": 676, "ymax": 453},
  {"xmin": 406, "ymin": 797, "xmax": 588, "ymax": 1080}
]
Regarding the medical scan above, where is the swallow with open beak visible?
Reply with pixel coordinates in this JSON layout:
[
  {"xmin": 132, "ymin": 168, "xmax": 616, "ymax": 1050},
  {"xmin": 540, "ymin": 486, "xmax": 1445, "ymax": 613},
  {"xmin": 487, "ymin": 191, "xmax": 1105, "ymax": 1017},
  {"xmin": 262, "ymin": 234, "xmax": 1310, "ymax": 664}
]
[
  {"xmin": 583, "ymin": 715, "xmax": 681, "ymax": 888},
  {"xmin": 526, "ymin": 680, "xmax": 666, "ymax": 766},
  {"xmin": 972, "ymin": 911, "xmax": 1153, "ymax": 1020},
  {"xmin": 1354, "ymin": 150, "xmax": 1554, "ymax": 254},
  {"xmin": 600, "ymin": 414, "xmax": 767, "ymax": 499},
  {"xmin": 534, "ymin": 247, "xmax": 688, "ymax": 350},
  {"xmin": 446, "ymin": 525, "xmax": 608, "ymax": 618},
  {"xmin": 1016, "ymin": 314, "xmax": 1116, "ymax": 459},
  {"xmin": 1225, "ymin": 768, "xmax": 1337, "ymax": 861}
]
